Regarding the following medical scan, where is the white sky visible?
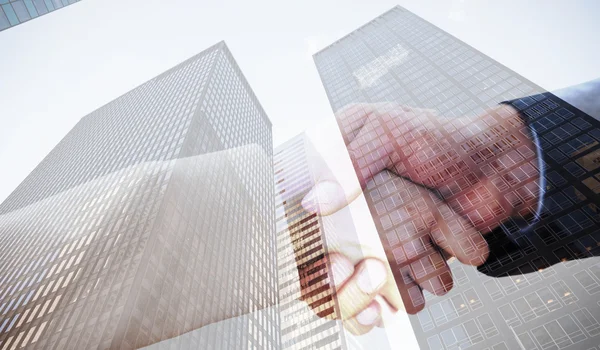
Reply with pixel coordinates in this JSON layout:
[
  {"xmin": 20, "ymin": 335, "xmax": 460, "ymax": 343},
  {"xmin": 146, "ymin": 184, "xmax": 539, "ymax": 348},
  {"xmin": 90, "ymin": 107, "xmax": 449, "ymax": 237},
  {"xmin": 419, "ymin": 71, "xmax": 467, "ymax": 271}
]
[{"xmin": 0, "ymin": 0, "xmax": 599, "ymax": 205}]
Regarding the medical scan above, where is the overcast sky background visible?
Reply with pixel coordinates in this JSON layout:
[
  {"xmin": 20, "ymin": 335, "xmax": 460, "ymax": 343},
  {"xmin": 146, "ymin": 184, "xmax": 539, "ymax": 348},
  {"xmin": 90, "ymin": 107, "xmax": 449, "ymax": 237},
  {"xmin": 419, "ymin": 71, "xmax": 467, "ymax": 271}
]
[{"xmin": 0, "ymin": 0, "xmax": 599, "ymax": 204}]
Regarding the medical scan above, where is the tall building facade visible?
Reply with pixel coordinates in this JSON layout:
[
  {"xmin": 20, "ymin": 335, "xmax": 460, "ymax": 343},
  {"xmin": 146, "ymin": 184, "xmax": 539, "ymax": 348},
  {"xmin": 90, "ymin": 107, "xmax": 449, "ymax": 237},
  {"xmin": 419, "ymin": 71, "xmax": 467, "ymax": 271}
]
[
  {"xmin": 314, "ymin": 6, "xmax": 600, "ymax": 350},
  {"xmin": 0, "ymin": 0, "xmax": 81, "ymax": 32},
  {"xmin": 274, "ymin": 134, "xmax": 348, "ymax": 350},
  {"xmin": 0, "ymin": 42, "xmax": 280, "ymax": 349}
]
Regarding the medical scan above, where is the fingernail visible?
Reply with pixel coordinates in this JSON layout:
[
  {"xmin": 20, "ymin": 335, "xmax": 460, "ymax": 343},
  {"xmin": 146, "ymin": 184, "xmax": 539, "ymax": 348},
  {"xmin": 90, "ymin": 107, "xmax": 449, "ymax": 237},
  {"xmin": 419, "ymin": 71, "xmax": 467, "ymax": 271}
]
[
  {"xmin": 356, "ymin": 302, "xmax": 381, "ymax": 326},
  {"xmin": 330, "ymin": 254, "xmax": 355, "ymax": 288},
  {"xmin": 357, "ymin": 260, "xmax": 387, "ymax": 294}
]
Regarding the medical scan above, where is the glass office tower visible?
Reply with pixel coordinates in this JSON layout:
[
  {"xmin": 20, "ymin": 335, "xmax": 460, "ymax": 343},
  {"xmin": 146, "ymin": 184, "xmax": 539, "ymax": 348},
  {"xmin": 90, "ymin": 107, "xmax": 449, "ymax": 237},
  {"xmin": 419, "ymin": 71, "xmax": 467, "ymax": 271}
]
[
  {"xmin": 314, "ymin": 6, "xmax": 600, "ymax": 350},
  {"xmin": 0, "ymin": 0, "xmax": 81, "ymax": 32},
  {"xmin": 274, "ymin": 134, "xmax": 348, "ymax": 350},
  {"xmin": 0, "ymin": 41, "xmax": 280, "ymax": 349}
]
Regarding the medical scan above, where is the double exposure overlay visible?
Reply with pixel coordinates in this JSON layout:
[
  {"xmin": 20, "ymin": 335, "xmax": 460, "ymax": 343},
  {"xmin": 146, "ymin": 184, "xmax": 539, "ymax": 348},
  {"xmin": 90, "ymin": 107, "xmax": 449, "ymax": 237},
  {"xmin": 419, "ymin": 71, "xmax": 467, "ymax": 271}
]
[
  {"xmin": 314, "ymin": 6, "xmax": 600, "ymax": 350},
  {"xmin": 0, "ymin": 43, "xmax": 279, "ymax": 349},
  {"xmin": 274, "ymin": 134, "xmax": 348, "ymax": 349},
  {"xmin": 1, "ymin": 3, "xmax": 600, "ymax": 350}
]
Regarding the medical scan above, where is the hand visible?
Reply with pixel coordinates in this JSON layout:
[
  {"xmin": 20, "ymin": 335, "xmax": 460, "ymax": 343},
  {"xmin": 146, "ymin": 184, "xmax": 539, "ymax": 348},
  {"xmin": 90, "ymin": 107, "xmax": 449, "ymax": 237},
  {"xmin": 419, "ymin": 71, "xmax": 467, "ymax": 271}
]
[
  {"xmin": 302, "ymin": 102, "xmax": 541, "ymax": 316},
  {"xmin": 297, "ymin": 249, "xmax": 399, "ymax": 335},
  {"xmin": 302, "ymin": 171, "xmax": 489, "ymax": 316},
  {"xmin": 316, "ymin": 102, "xmax": 541, "ymax": 233}
]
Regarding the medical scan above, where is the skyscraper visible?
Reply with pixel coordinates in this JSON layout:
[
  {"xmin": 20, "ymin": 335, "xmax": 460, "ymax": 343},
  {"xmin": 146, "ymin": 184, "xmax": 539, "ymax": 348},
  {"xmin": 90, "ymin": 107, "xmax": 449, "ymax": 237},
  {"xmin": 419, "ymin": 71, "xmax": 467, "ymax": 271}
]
[
  {"xmin": 0, "ymin": 42, "xmax": 280, "ymax": 349},
  {"xmin": 314, "ymin": 6, "xmax": 600, "ymax": 350},
  {"xmin": 0, "ymin": 0, "xmax": 81, "ymax": 32},
  {"xmin": 274, "ymin": 134, "xmax": 348, "ymax": 350}
]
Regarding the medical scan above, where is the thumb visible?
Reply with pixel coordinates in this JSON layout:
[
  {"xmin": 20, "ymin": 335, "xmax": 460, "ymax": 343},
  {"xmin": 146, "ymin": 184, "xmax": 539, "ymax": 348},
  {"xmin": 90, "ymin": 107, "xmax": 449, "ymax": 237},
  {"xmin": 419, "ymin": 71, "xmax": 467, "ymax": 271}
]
[
  {"xmin": 301, "ymin": 179, "xmax": 357, "ymax": 215},
  {"xmin": 301, "ymin": 132, "xmax": 365, "ymax": 216},
  {"xmin": 301, "ymin": 116, "xmax": 384, "ymax": 215}
]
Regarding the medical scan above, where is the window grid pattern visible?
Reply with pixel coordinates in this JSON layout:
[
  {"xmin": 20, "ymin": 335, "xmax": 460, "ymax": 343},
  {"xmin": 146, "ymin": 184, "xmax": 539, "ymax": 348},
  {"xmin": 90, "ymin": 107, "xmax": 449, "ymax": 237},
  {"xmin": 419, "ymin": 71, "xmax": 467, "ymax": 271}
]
[
  {"xmin": 274, "ymin": 134, "xmax": 346, "ymax": 350},
  {"xmin": 0, "ymin": 0, "xmax": 81, "ymax": 32},
  {"xmin": 314, "ymin": 6, "xmax": 600, "ymax": 350},
  {"xmin": 0, "ymin": 42, "xmax": 279, "ymax": 349}
]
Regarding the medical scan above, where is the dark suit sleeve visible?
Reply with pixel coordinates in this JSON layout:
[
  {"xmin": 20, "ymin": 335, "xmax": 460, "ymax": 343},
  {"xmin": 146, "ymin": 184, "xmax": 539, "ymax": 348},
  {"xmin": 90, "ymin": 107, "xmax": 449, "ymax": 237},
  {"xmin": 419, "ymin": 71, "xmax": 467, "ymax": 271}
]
[{"xmin": 478, "ymin": 92, "xmax": 600, "ymax": 277}]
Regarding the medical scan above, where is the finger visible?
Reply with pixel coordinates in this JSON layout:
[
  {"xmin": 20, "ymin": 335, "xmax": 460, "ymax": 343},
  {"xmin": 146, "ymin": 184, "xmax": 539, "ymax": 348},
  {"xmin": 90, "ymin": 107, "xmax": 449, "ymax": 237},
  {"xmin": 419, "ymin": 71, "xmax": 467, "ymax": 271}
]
[
  {"xmin": 300, "ymin": 120, "xmax": 365, "ymax": 215},
  {"xmin": 321, "ymin": 104, "xmax": 440, "ymax": 215},
  {"xmin": 323, "ymin": 244, "xmax": 408, "ymax": 315},
  {"xmin": 385, "ymin": 227, "xmax": 453, "ymax": 299},
  {"xmin": 329, "ymin": 253, "xmax": 355, "ymax": 287},
  {"xmin": 335, "ymin": 258, "xmax": 388, "ymax": 320},
  {"xmin": 383, "ymin": 221, "xmax": 439, "ymax": 311},
  {"xmin": 369, "ymin": 168, "xmax": 488, "ymax": 267},
  {"xmin": 367, "ymin": 174, "xmax": 435, "ymax": 313},
  {"xmin": 429, "ymin": 196, "xmax": 490, "ymax": 266},
  {"xmin": 302, "ymin": 114, "xmax": 393, "ymax": 216},
  {"xmin": 304, "ymin": 103, "xmax": 437, "ymax": 216},
  {"xmin": 335, "ymin": 103, "xmax": 393, "ymax": 142},
  {"xmin": 302, "ymin": 103, "xmax": 400, "ymax": 216},
  {"xmin": 406, "ymin": 251, "xmax": 454, "ymax": 296},
  {"xmin": 301, "ymin": 179, "xmax": 349, "ymax": 216},
  {"xmin": 301, "ymin": 253, "xmax": 356, "ymax": 321},
  {"xmin": 374, "ymin": 295, "xmax": 392, "ymax": 328},
  {"xmin": 343, "ymin": 105, "xmax": 438, "ymax": 195},
  {"xmin": 388, "ymin": 263, "xmax": 425, "ymax": 314},
  {"xmin": 343, "ymin": 300, "xmax": 382, "ymax": 335},
  {"xmin": 298, "ymin": 255, "xmax": 332, "ymax": 304},
  {"xmin": 378, "ymin": 266, "xmax": 406, "ymax": 313},
  {"xmin": 346, "ymin": 112, "xmax": 394, "ymax": 192}
]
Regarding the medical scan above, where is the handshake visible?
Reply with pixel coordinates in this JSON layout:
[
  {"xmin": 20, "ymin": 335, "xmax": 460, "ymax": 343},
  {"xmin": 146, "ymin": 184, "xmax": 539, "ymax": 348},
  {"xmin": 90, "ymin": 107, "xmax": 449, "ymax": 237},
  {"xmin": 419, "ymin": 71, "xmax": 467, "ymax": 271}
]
[{"xmin": 298, "ymin": 102, "xmax": 541, "ymax": 335}]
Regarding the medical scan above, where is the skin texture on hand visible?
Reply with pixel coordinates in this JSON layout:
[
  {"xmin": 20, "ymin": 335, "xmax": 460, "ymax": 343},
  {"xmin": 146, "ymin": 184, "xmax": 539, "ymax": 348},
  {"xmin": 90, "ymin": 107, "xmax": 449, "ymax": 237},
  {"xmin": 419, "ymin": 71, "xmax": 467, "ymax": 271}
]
[
  {"xmin": 303, "ymin": 171, "xmax": 488, "ymax": 316},
  {"xmin": 335, "ymin": 102, "xmax": 541, "ymax": 234},
  {"xmin": 297, "ymin": 252, "xmax": 391, "ymax": 335},
  {"xmin": 301, "ymin": 102, "xmax": 541, "ymax": 319}
]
